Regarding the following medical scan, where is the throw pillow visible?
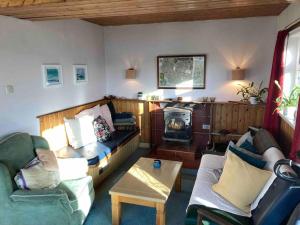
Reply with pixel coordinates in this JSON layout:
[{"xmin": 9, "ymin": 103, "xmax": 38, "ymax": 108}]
[
  {"xmin": 64, "ymin": 115, "xmax": 97, "ymax": 149},
  {"xmin": 240, "ymin": 139, "xmax": 258, "ymax": 154},
  {"xmin": 75, "ymin": 104, "xmax": 101, "ymax": 119},
  {"xmin": 228, "ymin": 143, "xmax": 266, "ymax": 169},
  {"xmin": 14, "ymin": 158, "xmax": 60, "ymax": 190},
  {"xmin": 99, "ymin": 104, "xmax": 115, "ymax": 132},
  {"xmin": 93, "ymin": 115, "xmax": 111, "ymax": 142},
  {"xmin": 253, "ymin": 129, "xmax": 281, "ymax": 154},
  {"xmin": 36, "ymin": 148, "xmax": 58, "ymax": 171},
  {"xmin": 212, "ymin": 151, "xmax": 272, "ymax": 213},
  {"xmin": 57, "ymin": 158, "xmax": 88, "ymax": 181},
  {"xmin": 236, "ymin": 131, "xmax": 253, "ymax": 147}
]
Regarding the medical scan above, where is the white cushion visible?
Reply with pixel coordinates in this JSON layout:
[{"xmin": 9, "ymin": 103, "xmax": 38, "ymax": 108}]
[
  {"xmin": 236, "ymin": 131, "xmax": 253, "ymax": 147},
  {"xmin": 75, "ymin": 104, "xmax": 101, "ymax": 119},
  {"xmin": 57, "ymin": 158, "xmax": 88, "ymax": 181},
  {"xmin": 64, "ymin": 115, "xmax": 97, "ymax": 149},
  {"xmin": 200, "ymin": 154, "xmax": 225, "ymax": 170}
]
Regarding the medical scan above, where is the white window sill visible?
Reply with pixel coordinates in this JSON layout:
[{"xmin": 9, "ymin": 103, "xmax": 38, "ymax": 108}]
[{"xmin": 278, "ymin": 111, "xmax": 296, "ymax": 129}]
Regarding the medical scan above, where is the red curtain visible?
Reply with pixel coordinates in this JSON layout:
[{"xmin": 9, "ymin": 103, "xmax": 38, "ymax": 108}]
[
  {"xmin": 290, "ymin": 104, "xmax": 300, "ymax": 161},
  {"xmin": 263, "ymin": 30, "xmax": 289, "ymax": 139}
]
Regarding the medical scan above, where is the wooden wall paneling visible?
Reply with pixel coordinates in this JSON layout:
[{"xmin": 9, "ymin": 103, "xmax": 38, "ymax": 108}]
[
  {"xmin": 279, "ymin": 116, "xmax": 295, "ymax": 157},
  {"xmin": 37, "ymin": 99, "xmax": 108, "ymax": 150},
  {"xmin": 211, "ymin": 103, "xmax": 265, "ymax": 143}
]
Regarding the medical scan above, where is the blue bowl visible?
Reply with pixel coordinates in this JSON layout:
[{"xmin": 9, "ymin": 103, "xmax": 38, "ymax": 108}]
[{"xmin": 153, "ymin": 160, "xmax": 161, "ymax": 169}]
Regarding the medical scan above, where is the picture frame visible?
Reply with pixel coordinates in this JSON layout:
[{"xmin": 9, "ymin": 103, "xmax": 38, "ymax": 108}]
[
  {"xmin": 42, "ymin": 64, "xmax": 63, "ymax": 88},
  {"xmin": 157, "ymin": 55, "xmax": 206, "ymax": 89},
  {"xmin": 73, "ymin": 64, "xmax": 88, "ymax": 84}
]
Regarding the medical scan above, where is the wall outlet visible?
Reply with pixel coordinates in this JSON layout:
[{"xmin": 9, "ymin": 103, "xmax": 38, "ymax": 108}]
[
  {"xmin": 202, "ymin": 124, "xmax": 210, "ymax": 130},
  {"xmin": 5, "ymin": 85, "xmax": 14, "ymax": 95}
]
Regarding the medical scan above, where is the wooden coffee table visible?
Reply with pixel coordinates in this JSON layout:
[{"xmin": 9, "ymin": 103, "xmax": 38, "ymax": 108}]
[{"xmin": 109, "ymin": 157, "xmax": 182, "ymax": 225}]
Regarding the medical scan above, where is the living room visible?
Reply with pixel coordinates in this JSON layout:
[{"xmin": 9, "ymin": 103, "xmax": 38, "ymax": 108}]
[{"xmin": 0, "ymin": 1, "xmax": 300, "ymax": 225}]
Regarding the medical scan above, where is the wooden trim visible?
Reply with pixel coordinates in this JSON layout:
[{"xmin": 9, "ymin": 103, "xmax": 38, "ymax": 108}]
[
  {"xmin": 37, "ymin": 99, "xmax": 108, "ymax": 118},
  {"xmin": 286, "ymin": 20, "xmax": 300, "ymax": 32}
]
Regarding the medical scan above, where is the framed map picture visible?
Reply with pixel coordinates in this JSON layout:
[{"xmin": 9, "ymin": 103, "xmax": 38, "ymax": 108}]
[
  {"xmin": 42, "ymin": 64, "xmax": 63, "ymax": 88},
  {"xmin": 157, "ymin": 55, "xmax": 206, "ymax": 89},
  {"xmin": 73, "ymin": 65, "xmax": 88, "ymax": 84}
]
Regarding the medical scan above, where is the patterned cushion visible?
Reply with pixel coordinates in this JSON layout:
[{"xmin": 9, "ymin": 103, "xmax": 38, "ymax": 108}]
[{"xmin": 93, "ymin": 116, "xmax": 111, "ymax": 142}]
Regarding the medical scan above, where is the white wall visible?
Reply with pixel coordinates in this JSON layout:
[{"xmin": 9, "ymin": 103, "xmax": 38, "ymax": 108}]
[
  {"xmin": 104, "ymin": 17, "xmax": 277, "ymax": 101},
  {"xmin": 278, "ymin": 2, "xmax": 300, "ymax": 30},
  {"xmin": 0, "ymin": 16, "xmax": 106, "ymax": 136}
]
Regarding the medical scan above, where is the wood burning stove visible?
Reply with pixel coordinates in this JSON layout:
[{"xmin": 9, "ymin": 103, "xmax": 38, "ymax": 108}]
[{"xmin": 163, "ymin": 107, "xmax": 192, "ymax": 142}]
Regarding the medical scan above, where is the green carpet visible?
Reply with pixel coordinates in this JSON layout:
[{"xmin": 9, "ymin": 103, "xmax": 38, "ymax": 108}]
[{"xmin": 84, "ymin": 148, "xmax": 197, "ymax": 225}]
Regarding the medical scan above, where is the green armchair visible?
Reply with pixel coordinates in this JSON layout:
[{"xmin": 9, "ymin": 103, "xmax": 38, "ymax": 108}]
[{"xmin": 0, "ymin": 133, "xmax": 95, "ymax": 225}]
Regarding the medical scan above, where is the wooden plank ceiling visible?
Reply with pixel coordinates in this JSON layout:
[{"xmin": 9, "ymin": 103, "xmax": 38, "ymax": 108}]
[{"xmin": 0, "ymin": 0, "xmax": 291, "ymax": 26}]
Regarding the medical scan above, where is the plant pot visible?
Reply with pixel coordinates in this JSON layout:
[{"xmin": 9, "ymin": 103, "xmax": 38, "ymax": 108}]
[
  {"xmin": 283, "ymin": 107, "xmax": 296, "ymax": 120},
  {"xmin": 249, "ymin": 97, "xmax": 258, "ymax": 105}
]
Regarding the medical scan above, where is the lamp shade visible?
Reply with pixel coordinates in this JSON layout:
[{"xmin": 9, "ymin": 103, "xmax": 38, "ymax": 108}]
[
  {"xmin": 232, "ymin": 67, "xmax": 245, "ymax": 80},
  {"xmin": 126, "ymin": 68, "xmax": 136, "ymax": 79}
]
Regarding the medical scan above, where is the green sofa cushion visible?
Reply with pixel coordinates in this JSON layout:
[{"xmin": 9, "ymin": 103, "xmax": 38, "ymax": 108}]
[{"xmin": 57, "ymin": 176, "xmax": 94, "ymax": 213}]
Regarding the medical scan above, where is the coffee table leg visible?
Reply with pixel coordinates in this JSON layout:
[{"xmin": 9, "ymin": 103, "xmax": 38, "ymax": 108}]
[
  {"xmin": 156, "ymin": 203, "xmax": 166, "ymax": 225},
  {"xmin": 175, "ymin": 172, "xmax": 181, "ymax": 192},
  {"xmin": 112, "ymin": 195, "xmax": 121, "ymax": 225}
]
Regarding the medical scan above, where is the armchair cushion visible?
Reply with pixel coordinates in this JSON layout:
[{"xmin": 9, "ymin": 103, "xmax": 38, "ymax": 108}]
[{"xmin": 57, "ymin": 176, "xmax": 94, "ymax": 215}]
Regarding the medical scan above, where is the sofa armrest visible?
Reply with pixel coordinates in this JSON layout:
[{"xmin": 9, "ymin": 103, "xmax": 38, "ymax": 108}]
[
  {"xmin": 0, "ymin": 163, "xmax": 13, "ymax": 196},
  {"xmin": 10, "ymin": 189, "xmax": 73, "ymax": 213},
  {"xmin": 197, "ymin": 208, "xmax": 235, "ymax": 225},
  {"xmin": 31, "ymin": 135, "xmax": 49, "ymax": 149}
]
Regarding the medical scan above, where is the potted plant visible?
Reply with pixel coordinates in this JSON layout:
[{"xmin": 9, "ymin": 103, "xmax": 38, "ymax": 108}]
[
  {"xmin": 236, "ymin": 81, "xmax": 268, "ymax": 104},
  {"xmin": 275, "ymin": 80, "xmax": 300, "ymax": 120}
]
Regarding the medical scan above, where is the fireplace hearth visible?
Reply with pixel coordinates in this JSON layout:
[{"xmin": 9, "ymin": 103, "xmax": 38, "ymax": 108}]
[{"xmin": 163, "ymin": 107, "xmax": 192, "ymax": 142}]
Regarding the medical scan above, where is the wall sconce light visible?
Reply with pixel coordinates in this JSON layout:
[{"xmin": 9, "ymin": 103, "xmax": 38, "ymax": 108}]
[
  {"xmin": 126, "ymin": 68, "xmax": 137, "ymax": 79},
  {"xmin": 232, "ymin": 67, "xmax": 245, "ymax": 80}
]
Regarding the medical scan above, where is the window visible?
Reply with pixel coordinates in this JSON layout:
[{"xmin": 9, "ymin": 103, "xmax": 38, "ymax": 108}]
[{"xmin": 281, "ymin": 27, "xmax": 300, "ymax": 126}]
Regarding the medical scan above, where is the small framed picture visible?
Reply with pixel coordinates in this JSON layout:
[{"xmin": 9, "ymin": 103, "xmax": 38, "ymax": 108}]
[
  {"xmin": 73, "ymin": 65, "xmax": 88, "ymax": 84},
  {"xmin": 42, "ymin": 64, "xmax": 63, "ymax": 88}
]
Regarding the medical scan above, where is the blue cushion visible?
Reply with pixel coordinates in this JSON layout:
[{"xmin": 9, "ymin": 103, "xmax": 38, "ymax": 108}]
[
  {"xmin": 228, "ymin": 145, "xmax": 266, "ymax": 169},
  {"xmin": 55, "ymin": 129, "xmax": 138, "ymax": 166},
  {"xmin": 240, "ymin": 140, "xmax": 258, "ymax": 154}
]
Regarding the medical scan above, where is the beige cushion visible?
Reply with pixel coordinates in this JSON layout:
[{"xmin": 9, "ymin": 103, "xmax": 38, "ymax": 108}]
[
  {"xmin": 21, "ymin": 161, "xmax": 60, "ymax": 190},
  {"xmin": 212, "ymin": 151, "xmax": 272, "ymax": 213},
  {"xmin": 36, "ymin": 148, "xmax": 58, "ymax": 171},
  {"xmin": 64, "ymin": 115, "xmax": 97, "ymax": 149}
]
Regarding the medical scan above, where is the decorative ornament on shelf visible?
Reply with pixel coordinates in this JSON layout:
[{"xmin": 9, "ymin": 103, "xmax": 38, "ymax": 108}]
[
  {"xmin": 137, "ymin": 91, "xmax": 143, "ymax": 100},
  {"xmin": 236, "ymin": 81, "xmax": 268, "ymax": 104},
  {"xmin": 274, "ymin": 80, "xmax": 300, "ymax": 121}
]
